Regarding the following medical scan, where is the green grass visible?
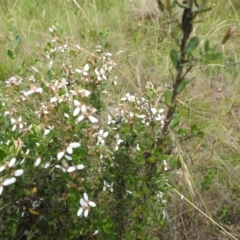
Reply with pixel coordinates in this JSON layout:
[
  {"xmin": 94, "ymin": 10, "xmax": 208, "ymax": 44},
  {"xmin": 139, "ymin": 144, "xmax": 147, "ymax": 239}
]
[{"xmin": 1, "ymin": 0, "xmax": 240, "ymax": 239}]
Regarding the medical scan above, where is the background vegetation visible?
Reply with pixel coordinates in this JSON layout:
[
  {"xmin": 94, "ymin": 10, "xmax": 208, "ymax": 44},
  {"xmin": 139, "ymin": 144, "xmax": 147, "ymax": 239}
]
[{"xmin": 0, "ymin": 0, "xmax": 240, "ymax": 239}]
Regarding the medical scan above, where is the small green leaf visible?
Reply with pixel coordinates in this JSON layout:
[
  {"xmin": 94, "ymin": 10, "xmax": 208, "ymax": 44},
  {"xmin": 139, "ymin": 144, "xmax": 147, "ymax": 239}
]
[
  {"xmin": 190, "ymin": 124, "xmax": 204, "ymax": 138},
  {"xmin": 132, "ymin": 190, "xmax": 143, "ymax": 198},
  {"xmin": 7, "ymin": 49, "xmax": 15, "ymax": 60},
  {"xmin": 197, "ymin": 131, "xmax": 204, "ymax": 138},
  {"xmin": 190, "ymin": 124, "xmax": 198, "ymax": 134},
  {"xmin": 101, "ymin": 217, "xmax": 113, "ymax": 234},
  {"xmin": 47, "ymin": 69, "xmax": 52, "ymax": 81},
  {"xmin": 27, "ymin": 134, "xmax": 39, "ymax": 147},
  {"xmin": 34, "ymin": 125, "xmax": 43, "ymax": 136},
  {"xmin": 35, "ymin": 60, "xmax": 42, "ymax": 69},
  {"xmin": 14, "ymin": 34, "xmax": 21, "ymax": 47},
  {"xmin": 169, "ymin": 117, "xmax": 180, "ymax": 129},
  {"xmin": 170, "ymin": 49, "xmax": 179, "ymax": 69},
  {"xmin": 103, "ymin": 225, "xmax": 112, "ymax": 234},
  {"xmin": 0, "ymin": 148, "xmax": 7, "ymax": 160},
  {"xmin": 135, "ymin": 157, "xmax": 146, "ymax": 165},
  {"xmin": 164, "ymin": 90, "xmax": 172, "ymax": 106},
  {"xmin": 47, "ymin": 41, "xmax": 52, "ymax": 48},
  {"xmin": 10, "ymin": 223, "xmax": 17, "ymax": 237},
  {"xmin": 200, "ymin": 170, "xmax": 216, "ymax": 191},
  {"xmin": 178, "ymin": 128, "xmax": 187, "ymax": 136},
  {"xmin": 9, "ymin": 145, "xmax": 15, "ymax": 154},
  {"xmin": 141, "ymin": 184, "xmax": 150, "ymax": 194},
  {"xmin": 147, "ymin": 156, "xmax": 157, "ymax": 163},
  {"xmin": 177, "ymin": 82, "xmax": 186, "ymax": 94},
  {"xmin": 8, "ymin": 18, "xmax": 16, "ymax": 31},
  {"xmin": 211, "ymin": 52, "xmax": 222, "ymax": 60},
  {"xmin": 204, "ymin": 40, "xmax": 210, "ymax": 53},
  {"xmin": 185, "ymin": 36, "xmax": 199, "ymax": 54},
  {"xmin": 177, "ymin": 79, "xmax": 192, "ymax": 94}
]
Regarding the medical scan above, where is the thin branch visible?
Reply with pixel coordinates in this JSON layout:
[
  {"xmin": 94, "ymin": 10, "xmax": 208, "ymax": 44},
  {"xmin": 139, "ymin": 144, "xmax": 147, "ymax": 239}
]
[{"xmin": 160, "ymin": 0, "xmax": 195, "ymax": 140}]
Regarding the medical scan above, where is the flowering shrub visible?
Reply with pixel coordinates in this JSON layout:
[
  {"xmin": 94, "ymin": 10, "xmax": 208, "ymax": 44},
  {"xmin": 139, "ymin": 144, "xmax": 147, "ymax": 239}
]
[
  {"xmin": 1, "ymin": 20, "xmax": 117, "ymax": 238},
  {"xmin": 0, "ymin": 19, "xmax": 173, "ymax": 239}
]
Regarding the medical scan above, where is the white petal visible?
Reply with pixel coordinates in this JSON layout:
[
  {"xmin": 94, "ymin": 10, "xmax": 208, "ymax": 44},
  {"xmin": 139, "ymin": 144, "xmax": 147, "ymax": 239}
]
[
  {"xmin": 89, "ymin": 115, "xmax": 98, "ymax": 123},
  {"xmin": 103, "ymin": 132, "xmax": 109, "ymax": 138},
  {"xmin": 83, "ymin": 193, "xmax": 88, "ymax": 201},
  {"xmin": 8, "ymin": 158, "xmax": 16, "ymax": 167},
  {"xmin": 69, "ymin": 142, "xmax": 81, "ymax": 148},
  {"xmin": 12, "ymin": 125, "xmax": 17, "ymax": 131},
  {"xmin": 44, "ymin": 162, "xmax": 50, "ymax": 168},
  {"xmin": 84, "ymin": 209, "xmax": 89, "ymax": 217},
  {"xmin": 0, "ymin": 166, "xmax": 5, "ymax": 172},
  {"xmin": 77, "ymin": 115, "xmax": 84, "ymax": 122},
  {"xmin": 80, "ymin": 198, "xmax": 86, "ymax": 206},
  {"xmin": 67, "ymin": 166, "xmax": 75, "ymax": 172},
  {"xmin": 43, "ymin": 129, "xmax": 51, "ymax": 135},
  {"xmin": 95, "ymin": 68, "xmax": 99, "ymax": 75},
  {"xmin": 84, "ymin": 64, "xmax": 89, "ymax": 71},
  {"xmin": 20, "ymin": 158, "xmax": 25, "ymax": 164},
  {"xmin": 73, "ymin": 108, "xmax": 80, "ymax": 117},
  {"xmin": 3, "ymin": 177, "xmax": 16, "ymax": 186},
  {"xmin": 66, "ymin": 146, "xmax": 73, "ymax": 155},
  {"xmin": 80, "ymin": 199, "xmax": 88, "ymax": 209},
  {"xmin": 34, "ymin": 157, "xmax": 41, "ymax": 167},
  {"xmin": 64, "ymin": 155, "xmax": 72, "ymax": 161},
  {"xmin": 55, "ymin": 165, "xmax": 61, "ymax": 169},
  {"xmin": 74, "ymin": 99, "xmax": 81, "ymax": 106},
  {"xmin": 77, "ymin": 207, "xmax": 84, "ymax": 217},
  {"xmin": 50, "ymin": 96, "xmax": 57, "ymax": 103},
  {"xmin": 76, "ymin": 165, "xmax": 84, "ymax": 170},
  {"xmin": 57, "ymin": 151, "xmax": 65, "ymax": 160},
  {"xmin": 0, "ymin": 186, "xmax": 3, "ymax": 195},
  {"xmin": 11, "ymin": 118, "xmax": 16, "ymax": 123},
  {"xmin": 14, "ymin": 169, "xmax": 24, "ymax": 177},
  {"xmin": 36, "ymin": 88, "xmax": 43, "ymax": 93},
  {"xmin": 88, "ymin": 201, "xmax": 96, "ymax": 207},
  {"xmin": 81, "ymin": 89, "xmax": 91, "ymax": 97},
  {"xmin": 151, "ymin": 108, "xmax": 157, "ymax": 115},
  {"xmin": 81, "ymin": 105, "xmax": 87, "ymax": 113},
  {"xmin": 75, "ymin": 69, "xmax": 82, "ymax": 73}
]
